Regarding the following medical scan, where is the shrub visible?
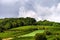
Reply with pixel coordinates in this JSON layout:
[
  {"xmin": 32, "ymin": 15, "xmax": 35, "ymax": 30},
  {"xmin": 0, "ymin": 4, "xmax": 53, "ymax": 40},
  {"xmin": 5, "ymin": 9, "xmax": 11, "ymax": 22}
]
[
  {"xmin": 54, "ymin": 33, "xmax": 60, "ymax": 35},
  {"xmin": 45, "ymin": 31, "xmax": 52, "ymax": 35},
  {"xmin": 53, "ymin": 36, "xmax": 60, "ymax": 40},
  {"xmin": 35, "ymin": 33, "xmax": 47, "ymax": 40},
  {"xmin": 0, "ymin": 37, "xmax": 2, "ymax": 40}
]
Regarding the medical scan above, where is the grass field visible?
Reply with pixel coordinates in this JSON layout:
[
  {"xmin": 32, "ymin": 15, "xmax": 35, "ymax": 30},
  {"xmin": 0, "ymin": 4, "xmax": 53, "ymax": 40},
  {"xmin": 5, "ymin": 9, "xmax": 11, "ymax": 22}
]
[
  {"xmin": 12, "ymin": 30, "xmax": 44, "ymax": 40},
  {"xmin": 0, "ymin": 25, "xmax": 60, "ymax": 40},
  {"xmin": 21, "ymin": 30, "xmax": 44, "ymax": 37}
]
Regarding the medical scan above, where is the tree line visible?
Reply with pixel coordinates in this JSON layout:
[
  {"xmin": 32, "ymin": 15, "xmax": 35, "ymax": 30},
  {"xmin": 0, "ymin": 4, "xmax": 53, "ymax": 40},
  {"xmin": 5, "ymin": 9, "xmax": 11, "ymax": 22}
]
[{"xmin": 0, "ymin": 17, "xmax": 60, "ymax": 32}]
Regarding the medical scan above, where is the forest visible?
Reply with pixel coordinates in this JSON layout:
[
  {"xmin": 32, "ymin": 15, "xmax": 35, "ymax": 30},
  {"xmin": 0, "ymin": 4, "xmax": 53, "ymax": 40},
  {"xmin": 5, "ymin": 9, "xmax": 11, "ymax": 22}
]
[{"xmin": 0, "ymin": 17, "xmax": 60, "ymax": 32}]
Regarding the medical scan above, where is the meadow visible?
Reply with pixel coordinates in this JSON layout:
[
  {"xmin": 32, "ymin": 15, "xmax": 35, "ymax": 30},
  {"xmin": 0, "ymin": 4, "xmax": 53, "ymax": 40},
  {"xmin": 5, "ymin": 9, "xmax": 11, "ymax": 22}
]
[{"xmin": 0, "ymin": 25, "xmax": 60, "ymax": 40}]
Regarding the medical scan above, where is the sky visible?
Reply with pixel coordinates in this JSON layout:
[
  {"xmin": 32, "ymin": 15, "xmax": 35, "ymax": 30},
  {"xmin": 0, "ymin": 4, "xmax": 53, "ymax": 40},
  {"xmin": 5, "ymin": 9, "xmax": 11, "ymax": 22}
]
[{"xmin": 0, "ymin": 0, "xmax": 60, "ymax": 22}]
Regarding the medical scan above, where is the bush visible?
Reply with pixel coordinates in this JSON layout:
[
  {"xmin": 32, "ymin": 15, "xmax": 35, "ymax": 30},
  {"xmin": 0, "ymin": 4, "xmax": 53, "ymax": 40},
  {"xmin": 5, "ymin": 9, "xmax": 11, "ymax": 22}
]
[
  {"xmin": 54, "ymin": 33, "xmax": 60, "ymax": 35},
  {"xmin": 35, "ymin": 33, "xmax": 47, "ymax": 40},
  {"xmin": 45, "ymin": 31, "xmax": 52, "ymax": 35},
  {"xmin": 53, "ymin": 36, "xmax": 60, "ymax": 40},
  {"xmin": 0, "ymin": 37, "xmax": 2, "ymax": 40}
]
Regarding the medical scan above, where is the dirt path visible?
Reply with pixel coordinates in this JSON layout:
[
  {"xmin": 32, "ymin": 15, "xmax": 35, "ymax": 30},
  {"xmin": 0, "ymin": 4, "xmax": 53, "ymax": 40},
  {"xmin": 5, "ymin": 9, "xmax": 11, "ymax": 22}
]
[{"xmin": 2, "ymin": 38, "xmax": 13, "ymax": 40}]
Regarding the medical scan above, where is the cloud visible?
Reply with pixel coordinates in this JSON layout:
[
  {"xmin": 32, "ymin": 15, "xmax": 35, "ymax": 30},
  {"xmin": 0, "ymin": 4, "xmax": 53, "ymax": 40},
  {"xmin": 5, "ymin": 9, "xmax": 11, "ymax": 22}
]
[
  {"xmin": 19, "ymin": 0, "xmax": 52, "ymax": 21},
  {"xmin": 33, "ymin": 3, "xmax": 60, "ymax": 22},
  {"xmin": 47, "ymin": 3, "xmax": 60, "ymax": 22},
  {"xmin": 19, "ymin": 7, "xmax": 41, "ymax": 21},
  {"xmin": 1, "ymin": 0, "xmax": 60, "ymax": 22},
  {"xmin": 19, "ymin": 0, "xmax": 60, "ymax": 22}
]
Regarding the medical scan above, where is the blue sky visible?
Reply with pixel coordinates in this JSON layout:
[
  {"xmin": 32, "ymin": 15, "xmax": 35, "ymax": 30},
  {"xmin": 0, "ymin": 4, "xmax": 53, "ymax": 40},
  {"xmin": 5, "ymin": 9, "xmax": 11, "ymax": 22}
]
[{"xmin": 0, "ymin": 0, "xmax": 60, "ymax": 22}]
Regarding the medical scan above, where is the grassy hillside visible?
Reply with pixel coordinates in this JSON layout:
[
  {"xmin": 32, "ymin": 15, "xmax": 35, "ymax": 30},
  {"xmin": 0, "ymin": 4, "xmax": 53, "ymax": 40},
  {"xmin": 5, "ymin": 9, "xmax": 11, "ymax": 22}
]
[{"xmin": 0, "ymin": 25, "xmax": 59, "ymax": 40}]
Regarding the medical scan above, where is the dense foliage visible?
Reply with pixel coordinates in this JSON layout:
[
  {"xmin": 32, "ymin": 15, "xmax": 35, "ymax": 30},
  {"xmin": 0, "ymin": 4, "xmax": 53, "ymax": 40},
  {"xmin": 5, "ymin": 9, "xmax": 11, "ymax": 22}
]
[
  {"xmin": 36, "ymin": 20, "xmax": 60, "ymax": 27},
  {"xmin": 0, "ymin": 17, "xmax": 36, "ymax": 32},
  {"xmin": 35, "ymin": 33, "xmax": 47, "ymax": 40},
  {"xmin": 0, "ymin": 17, "xmax": 60, "ymax": 32}
]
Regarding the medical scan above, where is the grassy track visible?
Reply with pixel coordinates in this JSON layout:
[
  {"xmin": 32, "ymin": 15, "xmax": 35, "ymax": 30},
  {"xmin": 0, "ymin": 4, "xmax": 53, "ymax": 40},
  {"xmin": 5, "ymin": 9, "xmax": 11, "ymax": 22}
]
[
  {"xmin": 20, "ymin": 30, "xmax": 44, "ymax": 37},
  {"xmin": 12, "ymin": 30, "xmax": 44, "ymax": 40}
]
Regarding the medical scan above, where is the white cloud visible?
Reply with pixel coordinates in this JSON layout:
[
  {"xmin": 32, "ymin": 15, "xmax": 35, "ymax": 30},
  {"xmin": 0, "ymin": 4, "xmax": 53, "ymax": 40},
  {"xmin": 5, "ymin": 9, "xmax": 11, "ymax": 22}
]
[
  {"xmin": 19, "ymin": 7, "xmax": 42, "ymax": 21},
  {"xmin": 47, "ymin": 3, "xmax": 60, "ymax": 22},
  {"xmin": 1, "ymin": 0, "xmax": 60, "ymax": 22},
  {"xmin": 19, "ymin": 2, "xmax": 60, "ymax": 22}
]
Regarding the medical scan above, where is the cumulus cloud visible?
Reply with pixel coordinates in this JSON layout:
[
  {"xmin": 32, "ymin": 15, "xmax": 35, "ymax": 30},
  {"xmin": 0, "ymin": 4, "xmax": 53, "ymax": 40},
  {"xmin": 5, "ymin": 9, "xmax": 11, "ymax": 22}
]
[
  {"xmin": 0, "ymin": 0, "xmax": 60, "ymax": 22},
  {"xmin": 19, "ymin": 0, "xmax": 60, "ymax": 22},
  {"xmin": 19, "ymin": 7, "xmax": 41, "ymax": 21},
  {"xmin": 47, "ymin": 3, "xmax": 60, "ymax": 22}
]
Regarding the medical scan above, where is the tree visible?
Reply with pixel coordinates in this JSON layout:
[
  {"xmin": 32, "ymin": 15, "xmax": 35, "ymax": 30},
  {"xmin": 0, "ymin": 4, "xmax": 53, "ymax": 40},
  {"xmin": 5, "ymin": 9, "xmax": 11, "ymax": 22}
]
[
  {"xmin": 35, "ymin": 33, "xmax": 47, "ymax": 40},
  {"xmin": 45, "ymin": 31, "xmax": 52, "ymax": 35},
  {"xmin": 25, "ymin": 17, "xmax": 36, "ymax": 25},
  {"xmin": 3, "ymin": 23, "xmax": 11, "ymax": 30}
]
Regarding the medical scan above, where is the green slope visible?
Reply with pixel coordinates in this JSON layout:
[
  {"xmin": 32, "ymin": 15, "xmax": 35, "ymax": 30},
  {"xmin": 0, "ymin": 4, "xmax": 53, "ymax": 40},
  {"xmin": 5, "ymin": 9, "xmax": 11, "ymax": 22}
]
[{"xmin": 21, "ymin": 30, "xmax": 44, "ymax": 37}]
